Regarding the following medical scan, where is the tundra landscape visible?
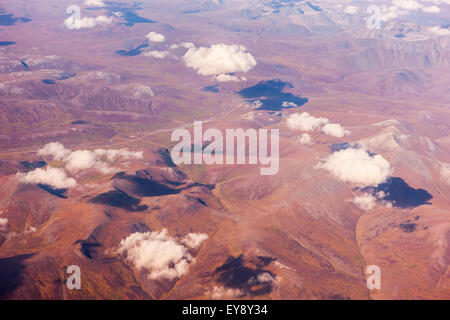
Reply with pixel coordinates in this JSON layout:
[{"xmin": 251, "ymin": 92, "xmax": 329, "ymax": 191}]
[{"xmin": 0, "ymin": 0, "xmax": 449, "ymax": 300}]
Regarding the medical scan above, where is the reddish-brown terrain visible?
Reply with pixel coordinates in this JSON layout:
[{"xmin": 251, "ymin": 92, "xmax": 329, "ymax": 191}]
[{"xmin": 0, "ymin": 0, "xmax": 449, "ymax": 300}]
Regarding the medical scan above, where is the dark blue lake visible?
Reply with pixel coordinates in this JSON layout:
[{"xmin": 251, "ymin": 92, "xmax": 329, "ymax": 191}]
[
  {"xmin": 238, "ymin": 79, "xmax": 308, "ymax": 111},
  {"xmin": 42, "ymin": 79, "xmax": 56, "ymax": 85},
  {"xmin": 202, "ymin": 84, "xmax": 219, "ymax": 93},
  {"xmin": 0, "ymin": 9, "xmax": 31, "ymax": 26},
  {"xmin": 365, "ymin": 177, "xmax": 433, "ymax": 209},
  {"xmin": 0, "ymin": 41, "xmax": 15, "ymax": 46}
]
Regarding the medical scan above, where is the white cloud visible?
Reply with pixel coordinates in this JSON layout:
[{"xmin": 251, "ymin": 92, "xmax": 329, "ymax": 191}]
[
  {"xmin": 344, "ymin": 5, "xmax": 359, "ymax": 14},
  {"xmin": 282, "ymin": 101, "xmax": 298, "ymax": 108},
  {"xmin": 84, "ymin": 0, "xmax": 105, "ymax": 7},
  {"xmin": 181, "ymin": 42, "xmax": 195, "ymax": 49},
  {"xmin": 183, "ymin": 44, "xmax": 257, "ymax": 79},
  {"xmin": 38, "ymin": 142, "xmax": 70, "ymax": 161},
  {"xmin": 37, "ymin": 142, "xmax": 143, "ymax": 175},
  {"xmin": 254, "ymin": 272, "xmax": 278, "ymax": 285},
  {"xmin": 322, "ymin": 123, "xmax": 350, "ymax": 138},
  {"xmin": 392, "ymin": 0, "xmax": 422, "ymax": 10},
  {"xmin": 117, "ymin": 229, "xmax": 207, "ymax": 280},
  {"xmin": 215, "ymin": 74, "xmax": 244, "ymax": 82},
  {"xmin": 143, "ymin": 51, "xmax": 170, "ymax": 59},
  {"xmin": 424, "ymin": 0, "xmax": 450, "ymax": 4},
  {"xmin": 380, "ymin": 0, "xmax": 425, "ymax": 21},
  {"xmin": 299, "ymin": 133, "xmax": 312, "ymax": 145},
  {"xmin": 146, "ymin": 32, "xmax": 166, "ymax": 43},
  {"xmin": 422, "ymin": 5, "xmax": 441, "ymax": 12},
  {"xmin": 317, "ymin": 149, "xmax": 393, "ymax": 187},
  {"xmin": 64, "ymin": 15, "xmax": 113, "ymax": 29},
  {"xmin": 429, "ymin": 26, "xmax": 450, "ymax": 36},
  {"xmin": 182, "ymin": 233, "xmax": 208, "ymax": 249},
  {"xmin": 0, "ymin": 218, "xmax": 8, "ymax": 232},
  {"xmin": 287, "ymin": 113, "xmax": 350, "ymax": 138},
  {"xmin": 18, "ymin": 167, "xmax": 77, "ymax": 189},
  {"xmin": 351, "ymin": 193, "xmax": 377, "ymax": 211},
  {"xmin": 286, "ymin": 112, "xmax": 329, "ymax": 132},
  {"xmin": 209, "ymin": 286, "xmax": 243, "ymax": 300}
]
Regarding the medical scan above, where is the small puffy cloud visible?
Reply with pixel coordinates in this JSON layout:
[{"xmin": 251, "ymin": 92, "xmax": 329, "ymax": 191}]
[
  {"xmin": 64, "ymin": 15, "xmax": 113, "ymax": 29},
  {"xmin": 146, "ymin": 32, "xmax": 166, "ymax": 43},
  {"xmin": 182, "ymin": 233, "xmax": 208, "ymax": 249},
  {"xmin": 0, "ymin": 218, "xmax": 8, "ymax": 231},
  {"xmin": 254, "ymin": 272, "xmax": 278, "ymax": 285},
  {"xmin": 117, "ymin": 229, "xmax": 207, "ymax": 280},
  {"xmin": 344, "ymin": 5, "xmax": 359, "ymax": 14},
  {"xmin": 422, "ymin": 6, "xmax": 441, "ymax": 12},
  {"xmin": 322, "ymin": 123, "xmax": 350, "ymax": 138},
  {"xmin": 18, "ymin": 167, "xmax": 77, "ymax": 189},
  {"xmin": 282, "ymin": 101, "xmax": 298, "ymax": 108},
  {"xmin": 209, "ymin": 286, "xmax": 243, "ymax": 300},
  {"xmin": 171, "ymin": 42, "xmax": 195, "ymax": 50},
  {"xmin": 392, "ymin": 0, "xmax": 422, "ymax": 10},
  {"xmin": 65, "ymin": 150, "xmax": 98, "ymax": 172},
  {"xmin": 215, "ymin": 74, "xmax": 245, "ymax": 82},
  {"xmin": 429, "ymin": 26, "xmax": 450, "ymax": 36},
  {"xmin": 38, "ymin": 142, "xmax": 70, "ymax": 161},
  {"xmin": 183, "ymin": 44, "xmax": 257, "ymax": 80},
  {"xmin": 351, "ymin": 193, "xmax": 377, "ymax": 211},
  {"xmin": 143, "ymin": 51, "xmax": 170, "ymax": 59},
  {"xmin": 84, "ymin": 0, "xmax": 105, "ymax": 7},
  {"xmin": 318, "ymin": 149, "xmax": 393, "ymax": 187},
  {"xmin": 287, "ymin": 113, "xmax": 349, "ymax": 138},
  {"xmin": 286, "ymin": 112, "xmax": 329, "ymax": 132},
  {"xmin": 181, "ymin": 42, "xmax": 195, "ymax": 49},
  {"xmin": 299, "ymin": 133, "xmax": 312, "ymax": 145}
]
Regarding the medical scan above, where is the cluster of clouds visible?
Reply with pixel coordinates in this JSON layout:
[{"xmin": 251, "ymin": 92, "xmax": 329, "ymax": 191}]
[
  {"xmin": 351, "ymin": 191, "xmax": 393, "ymax": 211},
  {"xmin": 85, "ymin": 0, "xmax": 106, "ymax": 7},
  {"xmin": 141, "ymin": 33, "xmax": 196, "ymax": 60},
  {"xmin": 64, "ymin": 15, "xmax": 113, "ymax": 30},
  {"xmin": 317, "ymin": 147, "xmax": 394, "ymax": 211},
  {"xmin": 132, "ymin": 32, "xmax": 257, "ymax": 82},
  {"xmin": 343, "ymin": 0, "xmax": 447, "ymax": 21},
  {"xmin": 286, "ymin": 112, "xmax": 350, "ymax": 139},
  {"xmin": 429, "ymin": 26, "xmax": 450, "ymax": 36},
  {"xmin": 183, "ymin": 44, "xmax": 257, "ymax": 82},
  {"xmin": 63, "ymin": 0, "xmax": 112, "ymax": 29},
  {"xmin": 117, "ymin": 229, "xmax": 208, "ymax": 280},
  {"xmin": 380, "ymin": 0, "xmax": 447, "ymax": 21},
  {"xmin": 18, "ymin": 142, "xmax": 143, "ymax": 189},
  {"xmin": 317, "ymin": 148, "xmax": 393, "ymax": 188}
]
